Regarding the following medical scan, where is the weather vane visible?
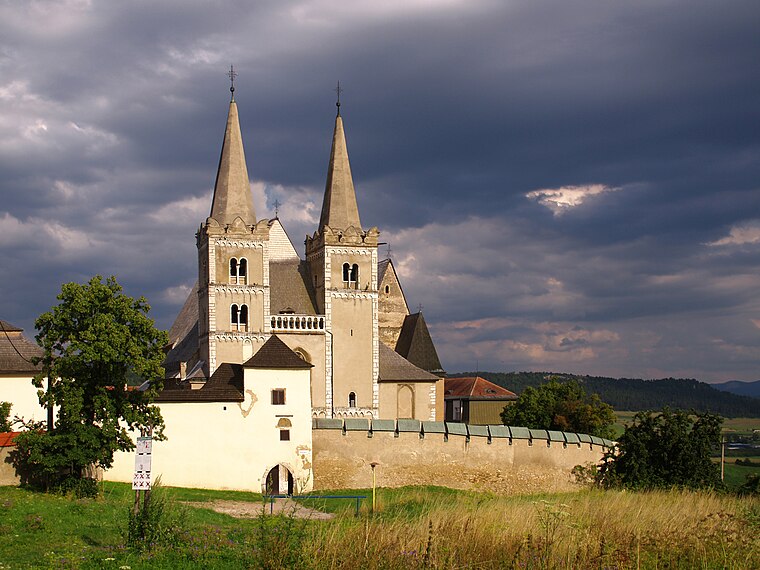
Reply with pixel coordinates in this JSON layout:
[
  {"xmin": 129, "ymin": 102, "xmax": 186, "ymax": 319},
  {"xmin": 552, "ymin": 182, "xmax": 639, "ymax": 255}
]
[
  {"xmin": 417, "ymin": 303, "xmax": 424, "ymax": 313},
  {"xmin": 273, "ymin": 199, "xmax": 281, "ymax": 218},
  {"xmin": 228, "ymin": 65, "xmax": 238, "ymax": 100},
  {"xmin": 335, "ymin": 81, "xmax": 343, "ymax": 116},
  {"xmin": 386, "ymin": 243, "xmax": 392, "ymax": 259}
]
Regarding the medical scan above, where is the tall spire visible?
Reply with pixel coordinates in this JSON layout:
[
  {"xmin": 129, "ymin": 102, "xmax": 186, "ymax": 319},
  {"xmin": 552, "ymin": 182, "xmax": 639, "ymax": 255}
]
[
  {"xmin": 318, "ymin": 112, "xmax": 361, "ymax": 231},
  {"xmin": 209, "ymin": 98, "xmax": 256, "ymax": 226}
]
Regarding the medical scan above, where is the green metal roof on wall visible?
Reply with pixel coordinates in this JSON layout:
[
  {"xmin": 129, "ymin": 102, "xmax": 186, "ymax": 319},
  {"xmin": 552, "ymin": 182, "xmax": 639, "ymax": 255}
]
[
  {"xmin": 344, "ymin": 418, "xmax": 370, "ymax": 431},
  {"xmin": 315, "ymin": 418, "xmax": 344, "ymax": 430},
  {"xmin": 529, "ymin": 429, "xmax": 549, "ymax": 440},
  {"xmin": 446, "ymin": 422, "xmax": 468, "ymax": 436},
  {"xmin": 397, "ymin": 419, "xmax": 421, "ymax": 432},
  {"xmin": 602, "ymin": 438, "xmax": 615, "ymax": 448},
  {"xmin": 548, "ymin": 430, "xmax": 565, "ymax": 442},
  {"xmin": 564, "ymin": 432, "xmax": 580, "ymax": 444},
  {"xmin": 468, "ymin": 425, "xmax": 489, "ymax": 437},
  {"xmin": 509, "ymin": 426, "xmax": 531, "ymax": 439},
  {"xmin": 590, "ymin": 436, "xmax": 604, "ymax": 446},
  {"xmin": 577, "ymin": 433, "xmax": 592, "ymax": 443},
  {"xmin": 422, "ymin": 421, "xmax": 446, "ymax": 434},
  {"xmin": 371, "ymin": 419, "xmax": 396, "ymax": 432},
  {"xmin": 489, "ymin": 425, "xmax": 510, "ymax": 438}
]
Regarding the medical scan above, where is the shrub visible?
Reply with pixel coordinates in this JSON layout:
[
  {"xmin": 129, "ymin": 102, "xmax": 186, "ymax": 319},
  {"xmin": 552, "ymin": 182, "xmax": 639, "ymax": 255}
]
[{"xmin": 126, "ymin": 481, "xmax": 187, "ymax": 551}]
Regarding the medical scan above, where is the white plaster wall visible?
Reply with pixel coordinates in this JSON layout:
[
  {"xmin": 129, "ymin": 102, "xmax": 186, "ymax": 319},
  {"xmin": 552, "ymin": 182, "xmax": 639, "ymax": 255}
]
[
  {"xmin": 0, "ymin": 376, "xmax": 47, "ymax": 426},
  {"xmin": 108, "ymin": 367, "xmax": 313, "ymax": 493}
]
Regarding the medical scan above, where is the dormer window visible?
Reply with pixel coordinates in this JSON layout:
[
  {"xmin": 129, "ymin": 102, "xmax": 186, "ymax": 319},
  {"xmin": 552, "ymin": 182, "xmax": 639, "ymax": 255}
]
[{"xmin": 229, "ymin": 257, "xmax": 248, "ymax": 284}]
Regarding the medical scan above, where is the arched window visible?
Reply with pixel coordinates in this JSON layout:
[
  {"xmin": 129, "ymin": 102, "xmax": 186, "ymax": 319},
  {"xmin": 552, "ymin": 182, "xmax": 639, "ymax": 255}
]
[
  {"xmin": 342, "ymin": 262, "xmax": 350, "ymax": 284},
  {"xmin": 239, "ymin": 304, "xmax": 248, "ymax": 332},
  {"xmin": 231, "ymin": 303, "xmax": 248, "ymax": 331},
  {"xmin": 385, "ymin": 285, "xmax": 390, "ymax": 294},
  {"xmin": 238, "ymin": 258, "xmax": 248, "ymax": 285},
  {"xmin": 230, "ymin": 304, "xmax": 239, "ymax": 329},
  {"xmin": 229, "ymin": 259, "xmax": 238, "ymax": 283},
  {"xmin": 348, "ymin": 392, "xmax": 357, "ymax": 408},
  {"xmin": 350, "ymin": 264, "xmax": 359, "ymax": 286}
]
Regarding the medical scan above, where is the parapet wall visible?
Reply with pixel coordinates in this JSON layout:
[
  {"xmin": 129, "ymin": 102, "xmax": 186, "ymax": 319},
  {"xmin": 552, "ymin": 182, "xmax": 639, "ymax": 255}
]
[{"xmin": 312, "ymin": 419, "xmax": 612, "ymax": 495}]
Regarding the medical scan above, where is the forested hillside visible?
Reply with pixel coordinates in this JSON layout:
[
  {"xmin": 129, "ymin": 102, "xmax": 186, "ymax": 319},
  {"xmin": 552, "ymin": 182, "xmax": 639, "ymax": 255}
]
[{"xmin": 449, "ymin": 372, "xmax": 760, "ymax": 417}]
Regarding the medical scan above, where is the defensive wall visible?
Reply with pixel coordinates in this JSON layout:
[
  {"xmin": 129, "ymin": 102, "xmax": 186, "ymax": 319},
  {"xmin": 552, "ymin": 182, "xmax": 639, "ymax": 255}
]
[{"xmin": 313, "ymin": 419, "xmax": 613, "ymax": 495}]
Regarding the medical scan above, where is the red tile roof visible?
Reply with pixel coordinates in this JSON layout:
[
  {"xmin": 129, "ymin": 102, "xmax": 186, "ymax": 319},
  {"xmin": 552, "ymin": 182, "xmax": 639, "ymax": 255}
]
[
  {"xmin": 444, "ymin": 377, "xmax": 517, "ymax": 400},
  {"xmin": 0, "ymin": 431, "xmax": 21, "ymax": 447}
]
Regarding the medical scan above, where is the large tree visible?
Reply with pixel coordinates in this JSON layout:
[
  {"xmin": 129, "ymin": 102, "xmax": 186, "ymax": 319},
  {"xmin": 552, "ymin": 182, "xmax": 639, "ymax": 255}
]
[
  {"xmin": 597, "ymin": 408, "xmax": 723, "ymax": 490},
  {"xmin": 500, "ymin": 379, "xmax": 616, "ymax": 439},
  {"xmin": 13, "ymin": 276, "xmax": 167, "ymax": 489}
]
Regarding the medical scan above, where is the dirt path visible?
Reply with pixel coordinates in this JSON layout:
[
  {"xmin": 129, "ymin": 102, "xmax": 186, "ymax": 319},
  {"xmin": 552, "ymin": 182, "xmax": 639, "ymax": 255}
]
[{"xmin": 183, "ymin": 499, "xmax": 335, "ymax": 520}]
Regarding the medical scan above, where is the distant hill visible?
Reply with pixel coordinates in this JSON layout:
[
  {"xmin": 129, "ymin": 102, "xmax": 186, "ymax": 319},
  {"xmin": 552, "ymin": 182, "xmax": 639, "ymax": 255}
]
[
  {"xmin": 448, "ymin": 371, "xmax": 760, "ymax": 418},
  {"xmin": 711, "ymin": 380, "xmax": 760, "ymax": 399}
]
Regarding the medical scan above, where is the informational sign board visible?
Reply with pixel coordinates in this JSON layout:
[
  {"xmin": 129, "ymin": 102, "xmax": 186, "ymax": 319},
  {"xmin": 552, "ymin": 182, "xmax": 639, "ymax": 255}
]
[{"xmin": 132, "ymin": 436, "xmax": 152, "ymax": 490}]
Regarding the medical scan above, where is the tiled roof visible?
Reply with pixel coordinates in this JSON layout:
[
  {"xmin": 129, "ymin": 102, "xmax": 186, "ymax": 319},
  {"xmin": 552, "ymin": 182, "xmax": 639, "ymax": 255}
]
[
  {"xmin": 269, "ymin": 260, "xmax": 318, "ymax": 315},
  {"xmin": 379, "ymin": 342, "xmax": 439, "ymax": 382},
  {"xmin": 244, "ymin": 335, "xmax": 313, "ymax": 369},
  {"xmin": 377, "ymin": 258, "xmax": 390, "ymax": 286},
  {"xmin": 163, "ymin": 283, "xmax": 203, "ymax": 380},
  {"xmin": 156, "ymin": 363, "xmax": 244, "ymax": 402},
  {"xmin": 444, "ymin": 377, "xmax": 517, "ymax": 400},
  {"xmin": 395, "ymin": 312, "xmax": 444, "ymax": 375},
  {"xmin": 0, "ymin": 321, "xmax": 42, "ymax": 374},
  {"xmin": 0, "ymin": 431, "xmax": 21, "ymax": 447}
]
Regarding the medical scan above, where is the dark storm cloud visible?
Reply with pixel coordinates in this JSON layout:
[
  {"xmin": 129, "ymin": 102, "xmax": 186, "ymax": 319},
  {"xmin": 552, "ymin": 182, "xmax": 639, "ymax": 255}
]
[{"xmin": 1, "ymin": 0, "xmax": 758, "ymax": 381}]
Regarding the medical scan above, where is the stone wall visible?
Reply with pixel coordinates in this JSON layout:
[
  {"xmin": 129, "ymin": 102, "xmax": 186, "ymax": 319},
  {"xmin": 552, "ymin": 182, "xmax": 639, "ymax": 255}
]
[{"xmin": 312, "ymin": 419, "xmax": 611, "ymax": 495}]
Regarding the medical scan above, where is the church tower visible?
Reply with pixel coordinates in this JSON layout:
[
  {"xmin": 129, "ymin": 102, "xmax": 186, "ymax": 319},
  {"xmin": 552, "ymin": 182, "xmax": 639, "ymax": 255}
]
[
  {"xmin": 305, "ymin": 105, "xmax": 380, "ymax": 417},
  {"xmin": 197, "ymin": 93, "xmax": 270, "ymax": 377}
]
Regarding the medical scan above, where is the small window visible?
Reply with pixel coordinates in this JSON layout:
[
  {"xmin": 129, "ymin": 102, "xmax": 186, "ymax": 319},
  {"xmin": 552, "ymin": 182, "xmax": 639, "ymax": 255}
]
[
  {"xmin": 239, "ymin": 304, "xmax": 248, "ymax": 332},
  {"xmin": 385, "ymin": 285, "xmax": 390, "ymax": 294},
  {"xmin": 272, "ymin": 389, "xmax": 286, "ymax": 405},
  {"xmin": 342, "ymin": 262, "xmax": 350, "ymax": 284},
  {"xmin": 348, "ymin": 392, "xmax": 356, "ymax": 408},
  {"xmin": 231, "ymin": 304, "xmax": 239, "ymax": 329},
  {"xmin": 350, "ymin": 263, "xmax": 359, "ymax": 284},
  {"xmin": 238, "ymin": 258, "xmax": 248, "ymax": 284},
  {"xmin": 280, "ymin": 429, "xmax": 290, "ymax": 441},
  {"xmin": 229, "ymin": 258, "xmax": 238, "ymax": 283}
]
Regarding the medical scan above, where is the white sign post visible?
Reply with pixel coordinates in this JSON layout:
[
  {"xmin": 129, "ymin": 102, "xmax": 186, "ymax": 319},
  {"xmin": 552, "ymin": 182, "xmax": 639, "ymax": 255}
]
[{"xmin": 132, "ymin": 436, "xmax": 152, "ymax": 491}]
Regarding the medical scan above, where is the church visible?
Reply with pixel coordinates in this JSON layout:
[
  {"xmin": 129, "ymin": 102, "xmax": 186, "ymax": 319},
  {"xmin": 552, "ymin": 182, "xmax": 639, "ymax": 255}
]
[
  {"xmin": 160, "ymin": 90, "xmax": 445, "ymax": 421},
  {"xmin": 107, "ymin": 89, "xmax": 447, "ymax": 493}
]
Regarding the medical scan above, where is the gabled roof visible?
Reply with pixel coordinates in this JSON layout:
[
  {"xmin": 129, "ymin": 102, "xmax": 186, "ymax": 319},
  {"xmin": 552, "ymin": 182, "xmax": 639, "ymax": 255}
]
[
  {"xmin": 244, "ymin": 334, "xmax": 313, "ymax": 369},
  {"xmin": 318, "ymin": 114, "xmax": 361, "ymax": 231},
  {"xmin": 209, "ymin": 100, "xmax": 256, "ymax": 226},
  {"xmin": 163, "ymin": 283, "xmax": 202, "ymax": 379},
  {"xmin": 269, "ymin": 260, "xmax": 318, "ymax": 316},
  {"xmin": 377, "ymin": 258, "xmax": 390, "ymax": 285},
  {"xmin": 395, "ymin": 312, "xmax": 444, "ymax": 375},
  {"xmin": 0, "ymin": 321, "xmax": 42, "ymax": 374},
  {"xmin": 157, "ymin": 363, "xmax": 243, "ymax": 403},
  {"xmin": 379, "ymin": 342, "xmax": 439, "ymax": 382},
  {"xmin": 444, "ymin": 377, "xmax": 517, "ymax": 400}
]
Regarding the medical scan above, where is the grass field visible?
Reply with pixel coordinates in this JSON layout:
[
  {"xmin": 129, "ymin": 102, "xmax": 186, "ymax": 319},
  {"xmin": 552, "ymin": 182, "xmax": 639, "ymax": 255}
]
[{"xmin": 0, "ymin": 483, "xmax": 758, "ymax": 569}]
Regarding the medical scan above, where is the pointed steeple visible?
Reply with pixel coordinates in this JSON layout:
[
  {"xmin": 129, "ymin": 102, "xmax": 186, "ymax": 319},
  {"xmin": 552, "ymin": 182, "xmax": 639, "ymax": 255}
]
[
  {"xmin": 209, "ymin": 100, "xmax": 256, "ymax": 226},
  {"xmin": 319, "ymin": 114, "xmax": 362, "ymax": 231}
]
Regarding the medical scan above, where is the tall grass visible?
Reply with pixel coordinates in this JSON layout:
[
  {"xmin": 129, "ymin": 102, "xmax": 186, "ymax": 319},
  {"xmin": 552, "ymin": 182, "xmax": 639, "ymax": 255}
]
[{"xmin": 304, "ymin": 488, "xmax": 760, "ymax": 569}]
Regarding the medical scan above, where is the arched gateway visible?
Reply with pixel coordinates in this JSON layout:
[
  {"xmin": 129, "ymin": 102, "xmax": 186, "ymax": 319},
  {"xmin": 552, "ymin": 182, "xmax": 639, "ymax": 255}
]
[{"xmin": 265, "ymin": 464, "xmax": 294, "ymax": 495}]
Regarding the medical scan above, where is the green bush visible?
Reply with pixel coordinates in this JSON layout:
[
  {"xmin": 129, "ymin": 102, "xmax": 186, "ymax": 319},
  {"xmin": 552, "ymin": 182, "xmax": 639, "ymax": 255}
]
[
  {"xmin": 56, "ymin": 476, "xmax": 99, "ymax": 498},
  {"xmin": 126, "ymin": 481, "xmax": 187, "ymax": 551}
]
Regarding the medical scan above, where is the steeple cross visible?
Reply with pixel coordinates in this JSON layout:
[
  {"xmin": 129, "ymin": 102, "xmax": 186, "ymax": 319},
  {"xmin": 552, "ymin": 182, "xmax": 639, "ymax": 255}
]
[
  {"xmin": 335, "ymin": 81, "xmax": 343, "ymax": 116},
  {"xmin": 386, "ymin": 243, "xmax": 392, "ymax": 259},
  {"xmin": 273, "ymin": 199, "xmax": 281, "ymax": 218},
  {"xmin": 228, "ymin": 65, "xmax": 238, "ymax": 100}
]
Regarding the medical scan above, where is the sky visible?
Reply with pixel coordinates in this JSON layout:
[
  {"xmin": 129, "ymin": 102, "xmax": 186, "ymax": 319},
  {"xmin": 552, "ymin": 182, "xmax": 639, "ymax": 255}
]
[{"xmin": 1, "ymin": 0, "xmax": 759, "ymax": 382}]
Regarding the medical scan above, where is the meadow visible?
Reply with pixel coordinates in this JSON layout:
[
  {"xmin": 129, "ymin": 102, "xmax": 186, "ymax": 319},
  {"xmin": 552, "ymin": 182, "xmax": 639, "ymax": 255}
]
[{"xmin": 0, "ymin": 482, "xmax": 758, "ymax": 569}]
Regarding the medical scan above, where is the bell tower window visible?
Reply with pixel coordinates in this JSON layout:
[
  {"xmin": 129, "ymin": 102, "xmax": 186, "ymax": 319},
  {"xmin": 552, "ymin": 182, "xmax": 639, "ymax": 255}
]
[
  {"xmin": 348, "ymin": 392, "xmax": 357, "ymax": 408},
  {"xmin": 229, "ymin": 257, "xmax": 248, "ymax": 284},
  {"xmin": 342, "ymin": 262, "xmax": 359, "ymax": 288},
  {"xmin": 230, "ymin": 303, "xmax": 249, "ymax": 331}
]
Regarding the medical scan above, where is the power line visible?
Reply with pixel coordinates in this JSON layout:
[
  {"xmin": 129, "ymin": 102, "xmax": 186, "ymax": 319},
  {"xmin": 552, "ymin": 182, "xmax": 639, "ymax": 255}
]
[{"xmin": 0, "ymin": 319, "xmax": 36, "ymax": 365}]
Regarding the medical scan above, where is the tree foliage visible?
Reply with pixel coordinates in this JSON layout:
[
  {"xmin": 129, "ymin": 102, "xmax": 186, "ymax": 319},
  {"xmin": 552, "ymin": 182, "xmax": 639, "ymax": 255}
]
[
  {"xmin": 597, "ymin": 408, "xmax": 723, "ymax": 490},
  {"xmin": 12, "ymin": 276, "xmax": 168, "ymax": 489},
  {"xmin": 0, "ymin": 402, "xmax": 11, "ymax": 432},
  {"xmin": 500, "ymin": 379, "xmax": 616, "ymax": 439}
]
